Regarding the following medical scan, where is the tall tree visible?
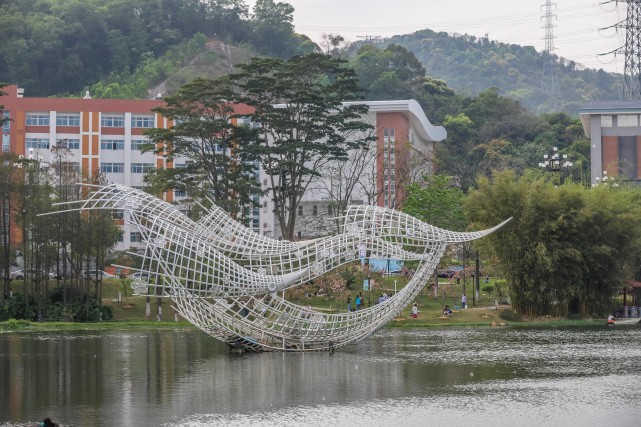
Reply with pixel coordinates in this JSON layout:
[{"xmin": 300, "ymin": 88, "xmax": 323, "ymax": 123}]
[
  {"xmin": 403, "ymin": 173, "xmax": 466, "ymax": 231},
  {"xmin": 250, "ymin": 0, "xmax": 298, "ymax": 58},
  {"xmin": 307, "ymin": 124, "xmax": 378, "ymax": 234},
  {"xmin": 230, "ymin": 53, "xmax": 375, "ymax": 240},
  {"xmin": 144, "ymin": 77, "xmax": 262, "ymax": 218}
]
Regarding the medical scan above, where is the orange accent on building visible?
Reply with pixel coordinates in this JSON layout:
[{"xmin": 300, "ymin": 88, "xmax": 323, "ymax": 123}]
[
  {"xmin": 375, "ymin": 112, "xmax": 410, "ymax": 208},
  {"xmin": 25, "ymin": 125, "xmax": 49, "ymax": 133},
  {"xmin": 82, "ymin": 111, "xmax": 90, "ymax": 132},
  {"xmin": 102, "ymin": 127, "xmax": 125, "ymax": 135},
  {"xmin": 56, "ymin": 126, "xmax": 79, "ymax": 134},
  {"xmin": 91, "ymin": 135, "xmax": 99, "ymax": 157},
  {"xmin": 602, "ymin": 136, "xmax": 618, "ymax": 175},
  {"xmin": 14, "ymin": 111, "xmax": 25, "ymax": 156},
  {"xmin": 82, "ymin": 135, "xmax": 89, "ymax": 155}
]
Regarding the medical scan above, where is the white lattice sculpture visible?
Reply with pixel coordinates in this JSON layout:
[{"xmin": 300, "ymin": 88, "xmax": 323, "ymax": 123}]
[{"xmin": 50, "ymin": 184, "xmax": 510, "ymax": 352}]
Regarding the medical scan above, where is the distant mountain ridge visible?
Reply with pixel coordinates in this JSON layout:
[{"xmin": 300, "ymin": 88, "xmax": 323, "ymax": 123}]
[{"xmin": 364, "ymin": 29, "xmax": 622, "ymax": 115}]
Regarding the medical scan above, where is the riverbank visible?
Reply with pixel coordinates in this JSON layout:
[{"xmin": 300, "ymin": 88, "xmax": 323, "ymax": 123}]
[
  {"xmin": 1, "ymin": 278, "xmax": 626, "ymax": 332},
  {"xmin": 0, "ymin": 312, "xmax": 617, "ymax": 333}
]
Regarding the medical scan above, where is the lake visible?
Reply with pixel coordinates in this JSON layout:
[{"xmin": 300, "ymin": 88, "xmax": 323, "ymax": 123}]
[{"xmin": 1, "ymin": 325, "xmax": 640, "ymax": 426}]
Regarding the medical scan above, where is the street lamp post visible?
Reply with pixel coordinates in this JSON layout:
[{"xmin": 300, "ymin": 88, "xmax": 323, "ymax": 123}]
[
  {"xmin": 539, "ymin": 146, "xmax": 573, "ymax": 183},
  {"xmin": 539, "ymin": 146, "xmax": 572, "ymax": 172}
]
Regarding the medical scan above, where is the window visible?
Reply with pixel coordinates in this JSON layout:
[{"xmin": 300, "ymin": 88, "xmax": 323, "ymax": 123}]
[
  {"xmin": 63, "ymin": 139, "xmax": 80, "ymax": 150},
  {"xmin": 100, "ymin": 162, "xmax": 125, "ymax": 173},
  {"xmin": 100, "ymin": 139, "xmax": 125, "ymax": 150},
  {"xmin": 298, "ymin": 205, "xmax": 303, "ymax": 216},
  {"xmin": 26, "ymin": 138, "xmax": 50, "ymax": 149},
  {"xmin": 2, "ymin": 134, "xmax": 8, "ymax": 152},
  {"xmin": 116, "ymin": 233, "xmax": 124, "ymax": 243},
  {"xmin": 618, "ymin": 115, "xmax": 638, "ymax": 127},
  {"xmin": 174, "ymin": 163, "xmax": 186, "ymax": 168},
  {"xmin": 313, "ymin": 205, "xmax": 318, "ymax": 216},
  {"xmin": 2, "ymin": 111, "xmax": 9, "ymax": 132},
  {"xmin": 130, "ymin": 232, "xmax": 142, "ymax": 243},
  {"xmin": 131, "ymin": 139, "xmax": 149, "ymax": 150},
  {"xmin": 112, "ymin": 210, "xmax": 124, "ymax": 220},
  {"xmin": 131, "ymin": 163, "xmax": 154, "ymax": 173},
  {"xmin": 131, "ymin": 115, "xmax": 154, "ymax": 128},
  {"xmin": 101, "ymin": 115, "xmax": 124, "ymax": 127},
  {"xmin": 26, "ymin": 113, "xmax": 49, "ymax": 126},
  {"xmin": 56, "ymin": 114, "xmax": 80, "ymax": 126},
  {"xmin": 174, "ymin": 189, "xmax": 186, "ymax": 197},
  {"xmin": 601, "ymin": 115, "xmax": 613, "ymax": 127}
]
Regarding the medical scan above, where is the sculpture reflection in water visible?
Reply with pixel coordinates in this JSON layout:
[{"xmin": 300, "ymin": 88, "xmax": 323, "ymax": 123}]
[{"xmin": 48, "ymin": 184, "xmax": 510, "ymax": 352}]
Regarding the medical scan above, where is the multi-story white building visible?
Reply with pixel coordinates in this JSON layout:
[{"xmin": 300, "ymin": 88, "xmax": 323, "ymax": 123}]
[
  {"xmin": 2, "ymin": 85, "xmax": 446, "ymax": 247},
  {"xmin": 265, "ymin": 100, "xmax": 447, "ymax": 240}
]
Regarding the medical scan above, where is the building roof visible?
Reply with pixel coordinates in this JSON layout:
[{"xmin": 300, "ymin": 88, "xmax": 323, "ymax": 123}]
[
  {"xmin": 578, "ymin": 99, "xmax": 641, "ymax": 137},
  {"xmin": 343, "ymin": 99, "xmax": 447, "ymax": 142},
  {"xmin": 578, "ymin": 100, "xmax": 641, "ymax": 113}
]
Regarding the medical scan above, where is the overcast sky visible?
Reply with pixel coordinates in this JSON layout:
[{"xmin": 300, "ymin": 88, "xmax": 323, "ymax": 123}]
[{"xmin": 248, "ymin": 0, "xmax": 628, "ymax": 74}]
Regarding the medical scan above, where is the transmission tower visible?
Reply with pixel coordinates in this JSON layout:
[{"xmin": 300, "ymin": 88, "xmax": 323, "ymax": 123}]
[
  {"xmin": 621, "ymin": 1, "xmax": 641, "ymax": 99},
  {"xmin": 541, "ymin": 0, "xmax": 560, "ymax": 96},
  {"xmin": 601, "ymin": 1, "xmax": 641, "ymax": 99}
]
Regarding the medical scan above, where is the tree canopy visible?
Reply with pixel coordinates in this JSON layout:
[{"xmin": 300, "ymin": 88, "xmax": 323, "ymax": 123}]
[
  {"xmin": 0, "ymin": 0, "xmax": 308, "ymax": 97},
  {"xmin": 229, "ymin": 53, "xmax": 376, "ymax": 240},
  {"xmin": 465, "ymin": 170, "xmax": 641, "ymax": 318},
  {"xmin": 143, "ymin": 77, "xmax": 262, "ymax": 218}
]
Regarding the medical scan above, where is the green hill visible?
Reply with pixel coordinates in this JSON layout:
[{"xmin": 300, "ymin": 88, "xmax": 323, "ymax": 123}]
[{"xmin": 368, "ymin": 29, "xmax": 621, "ymax": 115}]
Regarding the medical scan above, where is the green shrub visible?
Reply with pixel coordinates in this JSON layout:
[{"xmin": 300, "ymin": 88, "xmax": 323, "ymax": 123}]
[
  {"xmin": 499, "ymin": 309, "xmax": 522, "ymax": 322},
  {"xmin": 481, "ymin": 284, "xmax": 494, "ymax": 294},
  {"xmin": 5, "ymin": 318, "xmax": 32, "ymax": 329}
]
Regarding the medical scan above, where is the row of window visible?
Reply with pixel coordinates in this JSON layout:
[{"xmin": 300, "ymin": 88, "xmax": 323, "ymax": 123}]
[
  {"xmin": 101, "ymin": 139, "xmax": 149, "ymax": 150},
  {"xmin": 26, "ymin": 139, "xmax": 81, "ymax": 150},
  {"xmin": 25, "ymin": 113, "xmax": 155, "ymax": 128},
  {"xmin": 100, "ymin": 163, "xmax": 155, "ymax": 173},
  {"xmin": 25, "ymin": 138, "xmax": 148, "ymax": 151},
  {"xmin": 601, "ymin": 115, "xmax": 641, "ymax": 128}
]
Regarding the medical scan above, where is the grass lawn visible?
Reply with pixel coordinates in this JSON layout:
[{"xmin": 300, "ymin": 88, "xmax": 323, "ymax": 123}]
[{"xmin": 2, "ymin": 275, "xmax": 609, "ymax": 331}]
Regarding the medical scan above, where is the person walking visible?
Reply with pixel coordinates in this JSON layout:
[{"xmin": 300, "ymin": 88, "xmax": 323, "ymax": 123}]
[
  {"xmin": 461, "ymin": 293, "xmax": 467, "ymax": 310},
  {"xmin": 411, "ymin": 302, "xmax": 418, "ymax": 320}
]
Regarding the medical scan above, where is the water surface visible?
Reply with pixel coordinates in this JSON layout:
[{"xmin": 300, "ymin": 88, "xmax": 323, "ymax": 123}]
[{"xmin": 1, "ymin": 326, "xmax": 640, "ymax": 426}]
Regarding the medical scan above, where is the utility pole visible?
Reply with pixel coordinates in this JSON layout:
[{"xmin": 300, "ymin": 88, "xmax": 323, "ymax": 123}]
[
  {"xmin": 600, "ymin": 1, "xmax": 641, "ymax": 100},
  {"xmin": 540, "ymin": 0, "xmax": 560, "ymax": 98}
]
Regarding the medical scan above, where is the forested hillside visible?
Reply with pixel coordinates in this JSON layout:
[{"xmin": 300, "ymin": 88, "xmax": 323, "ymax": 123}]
[
  {"xmin": 0, "ymin": 0, "xmax": 314, "ymax": 97},
  {"xmin": 0, "ymin": 0, "xmax": 623, "ymax": 116},
  {"xmin": 374, "ymin": 30, "xmax": 621, "ymax": 115}
]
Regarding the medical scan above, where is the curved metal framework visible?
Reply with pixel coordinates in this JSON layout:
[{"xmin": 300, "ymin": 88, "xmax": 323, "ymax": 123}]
[{"xmin": 48, "ymin": 184, "xmax": 509, "ymax": 352}]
